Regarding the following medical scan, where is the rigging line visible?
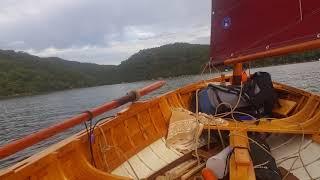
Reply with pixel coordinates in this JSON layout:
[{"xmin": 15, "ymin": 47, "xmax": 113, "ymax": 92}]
[
  {"xmin": 83, "ymin": 120, "xmax": 96, "ymax": 167},
  {"xmin": 83, "ymin": 110, "xmax": 97, "ymax": 167},
  {"xmin": 228, "ymin": 133, "xmax": 273, "ymax": 158},
  {"xmin": 281, "ymin": 125, "xmax": 313, "ymax": 180},
  {"xmin": 200, "ymin": 62, "xmax": 209, "ymax": 84},
  {"xmin": 275, "ymin": 139, "xmax": 312, "ymax": 162},
  {"xmin": 297, "ymin": 124, "xmax": 313, "ymax": 180},
  {"xmin": 97, "ymin": 126, "xmax": 110, "ymax": 171},
  {"xmin": 195, "ymin": 87, "xmax": 224, "ymax": 150},
  {"xmin": 195, "ymin": 90, "xmax": 205, "ymax": 165},
  {"xmin": 277, "ymin": 155, "xmax": 299, "ymax": 166},
  {"xmin": 291, "ymin": 156, "xmax": 320, "ymax": 171},
  {"xmin": 271, "ymin": 136, "xmax": 297, "ymax": 151},
  {"xmin": 282, "ymin": 157, "xmax": 300, "ymax": 180}
]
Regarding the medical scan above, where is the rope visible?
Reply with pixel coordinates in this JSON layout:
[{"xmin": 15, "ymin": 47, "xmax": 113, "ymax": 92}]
[
  {"xmin": 271, "ymin": 136, "xmax": 297, "ymax": 151},
  {"xmin": 207, "ymin": 125, "xmax": 211, "ymax": 150},
  {"xmin": 97, "ymin": 126, "xmax": 110, "ymax": 171},
  {"xmin": 83, "ymin": 110, "xmax": 96, "ymax": 167},
  {"xmin": 254, "ymin": 160, "xmax": 270, "ymax": 168},
  {"xmin": 200, "ymin": 59, "xmax": 222, "ymax": 85},
  {"xmin": 291, "ymin": 157, "xmax": 320, "ymax": 171},
  {"xmin": 198, "ymin": 65, "xmax": 315, "ymax": 178},
  {"xmin": 229, "ymin": 133, "xmax": 272, "ymax": 157},
  {"xmin": 195, "ymin": 70, "xmax": 316, "ymax": 179},
  {"xmin": 195, "ymin": 88, "xmax": 226, "ymax": 150},
  {"xmin": 272, "ymin": 124, "xmax": 313, "ymax": 180},
  {"xmin": 282, "ymin": 157, "xmax": 300, "ymax": 180},
  {"xmin": 195, "ymin": 89, "xmax": 203, "ymax": 165},
  {"xmin": 297, "ymin": 124, "xmax": 313, "ymax": 180}
]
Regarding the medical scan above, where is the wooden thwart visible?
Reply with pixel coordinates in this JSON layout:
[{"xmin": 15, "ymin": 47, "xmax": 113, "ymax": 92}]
[{"xmin": 272, "ymin": 99, "xmax": 297, "ymax": 117}]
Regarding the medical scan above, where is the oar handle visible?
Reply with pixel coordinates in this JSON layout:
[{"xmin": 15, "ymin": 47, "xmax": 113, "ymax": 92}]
[{"xmin": 0, "ymin": 81, "xmax": 166, "ymax": 159}]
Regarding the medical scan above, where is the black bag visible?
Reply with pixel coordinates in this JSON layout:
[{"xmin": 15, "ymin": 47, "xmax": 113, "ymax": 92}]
[
  {"xmin": 249, "ymin": 134, "xmax": 281, "ymax": 180},
  {"xmin": 244, "ymin": 72, "xmax": 278, "ymax": 117}
]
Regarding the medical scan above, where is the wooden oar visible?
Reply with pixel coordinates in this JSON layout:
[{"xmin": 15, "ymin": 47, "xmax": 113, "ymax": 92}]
[{"xmin": 0, "ymin": 81, "xmax": 166, "ymax": 159}]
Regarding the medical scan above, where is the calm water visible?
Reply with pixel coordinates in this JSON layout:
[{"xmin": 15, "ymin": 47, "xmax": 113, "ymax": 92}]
[{"xmin": 0, "ymin": 61, "xmax": 319, "ymax": 168}]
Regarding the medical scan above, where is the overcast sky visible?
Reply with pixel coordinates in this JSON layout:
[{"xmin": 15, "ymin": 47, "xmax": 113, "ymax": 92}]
[{"xmin": 0, "ymin": 0, "xmax": 211, "ymax": 65}]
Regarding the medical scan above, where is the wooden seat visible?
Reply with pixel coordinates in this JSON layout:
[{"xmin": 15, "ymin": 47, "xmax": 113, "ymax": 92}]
[{"xmin": 272, "ymin": 99, "xmax": 297, "ymax": 117}]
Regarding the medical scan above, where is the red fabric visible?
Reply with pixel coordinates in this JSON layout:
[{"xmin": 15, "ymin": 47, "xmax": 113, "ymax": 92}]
[{"xmin": 210, "ymin": 0, "xmax": 320, "ymax": 65}]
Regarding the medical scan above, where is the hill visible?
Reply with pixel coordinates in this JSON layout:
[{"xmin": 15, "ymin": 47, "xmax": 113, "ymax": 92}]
[
  {"xmin": 0, "ymin": 43, "xmax": 319, "ymax": 98},
  {"xmin": 0, "ymin": 50, "xmax": 116, "ymax": 97},
  {"xmin": 116, "ymin": 43, "xmax": 209, "ymax": 82},
  {"xmin": 0, "ymin": 43, "xmax": 210, "ymax": 98}
]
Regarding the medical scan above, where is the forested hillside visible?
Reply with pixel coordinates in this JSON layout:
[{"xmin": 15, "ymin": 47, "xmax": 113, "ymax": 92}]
[
  {"xmin": 0, "ymin": 50, "xmax": 116, "ymax": 97},
  {"xmin": 0, "ymin": 43, "xmax": 319, "ymax": 98},
  {"xmin": 116, "ymin": 43, "xmax": 209, "ymax": 82}
]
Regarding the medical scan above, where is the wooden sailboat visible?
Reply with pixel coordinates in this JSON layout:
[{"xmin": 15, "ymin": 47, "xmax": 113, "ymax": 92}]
[{"xmin": 1, "ymin": 0, "xmax": 320, "ymax": 179}]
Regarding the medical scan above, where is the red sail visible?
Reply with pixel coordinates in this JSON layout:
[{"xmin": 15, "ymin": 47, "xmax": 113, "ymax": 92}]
[{"xmin": 210, "ymin": 0, "xmax": 320, "ymax": 65}]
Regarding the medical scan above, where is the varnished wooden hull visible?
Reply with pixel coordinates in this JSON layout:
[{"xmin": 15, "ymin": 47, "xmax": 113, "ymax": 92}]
[{"xmin": 1, "ymin": 76, "xmax": 320, "ymax": 180}]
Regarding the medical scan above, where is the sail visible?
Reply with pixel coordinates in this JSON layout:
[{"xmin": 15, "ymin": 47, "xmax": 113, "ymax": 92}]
[{"xmin": 210, "ymin": 0, "xmax": 320, "ymax": 65}]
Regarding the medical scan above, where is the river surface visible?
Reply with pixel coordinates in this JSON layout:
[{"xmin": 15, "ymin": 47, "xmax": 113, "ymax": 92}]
[{"xmin": 0, "ymin": 61, "xmax": 319, "ymax": 168}]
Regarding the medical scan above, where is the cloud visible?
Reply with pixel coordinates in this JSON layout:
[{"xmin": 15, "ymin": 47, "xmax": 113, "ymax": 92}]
[{"xmin": 0, "ymin": 0, "xmax": 211, "ymax": 65}]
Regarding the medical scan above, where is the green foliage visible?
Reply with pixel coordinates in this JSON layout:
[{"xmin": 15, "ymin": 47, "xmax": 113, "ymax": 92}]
[
  {"xmin": 0, "ymin": 50, "xmax": 116, "ymax": 98},
  {"xmin": 0, "ymin": 43, "xmax": 318, "ymax": 98},
  {"xmin": 250, "ymin": 50, "xmax": 320, "ymax": 67},
  {"xmin": 116, "ymin": 43, "xmax": 210, "ymax": 82}
]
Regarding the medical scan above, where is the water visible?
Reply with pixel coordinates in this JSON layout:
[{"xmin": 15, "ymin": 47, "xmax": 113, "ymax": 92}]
[{"xmin": 0, "ymin": 61, "xmax": 319, "ymax": 168}]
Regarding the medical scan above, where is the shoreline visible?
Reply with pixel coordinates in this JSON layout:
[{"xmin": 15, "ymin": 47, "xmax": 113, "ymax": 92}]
[{"xmin": 1, "ymin": 60, "xmax": 318, "ymax": 101}]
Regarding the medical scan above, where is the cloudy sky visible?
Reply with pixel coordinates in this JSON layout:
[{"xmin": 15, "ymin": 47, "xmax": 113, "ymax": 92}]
[{"xmin": 0, "ymin": 0, "xmax": 211, "ymax": 65}]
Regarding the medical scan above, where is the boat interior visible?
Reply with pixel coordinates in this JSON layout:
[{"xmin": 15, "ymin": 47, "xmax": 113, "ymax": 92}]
[{"xmin": 1, "ymin": 75, "xmax": 320, "ymax": 180}]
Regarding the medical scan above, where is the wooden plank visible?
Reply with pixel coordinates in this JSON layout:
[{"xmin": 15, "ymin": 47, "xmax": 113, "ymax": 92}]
[
  {"xmin": 272, "ymin": 99, "xmax": 297, "ymax": 116},
  {"xmin": 164, "ymin": 159, "xmax": 198, "ymax": 179},
  {"xmin": 112, "ymin": 165, "xmax": 133, "ymax": 178},
  {"xmin": 136, "ymin": 146, "xmax": 167, "ymax": 171},
  {"xmin": 181, "ymin": 163, "xmax": 206, "ymax": 180},
  {"xmin": 127, "ymin": 155, "xmax": 154, "ymax": 178},
  {"xmin": 147, "ymin": 151, "xmax": 194, "ymax": 179},
  {"xmin": 112, "ymin": 138, "xmax": 181, "ymax": 178},
  {"xmin": 150, "ymin": 139, "xmax": 181, "ymax": 163},
  {"xmin": 293, "ymin": 96, "xmax": 306, "ymax": 114}
]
